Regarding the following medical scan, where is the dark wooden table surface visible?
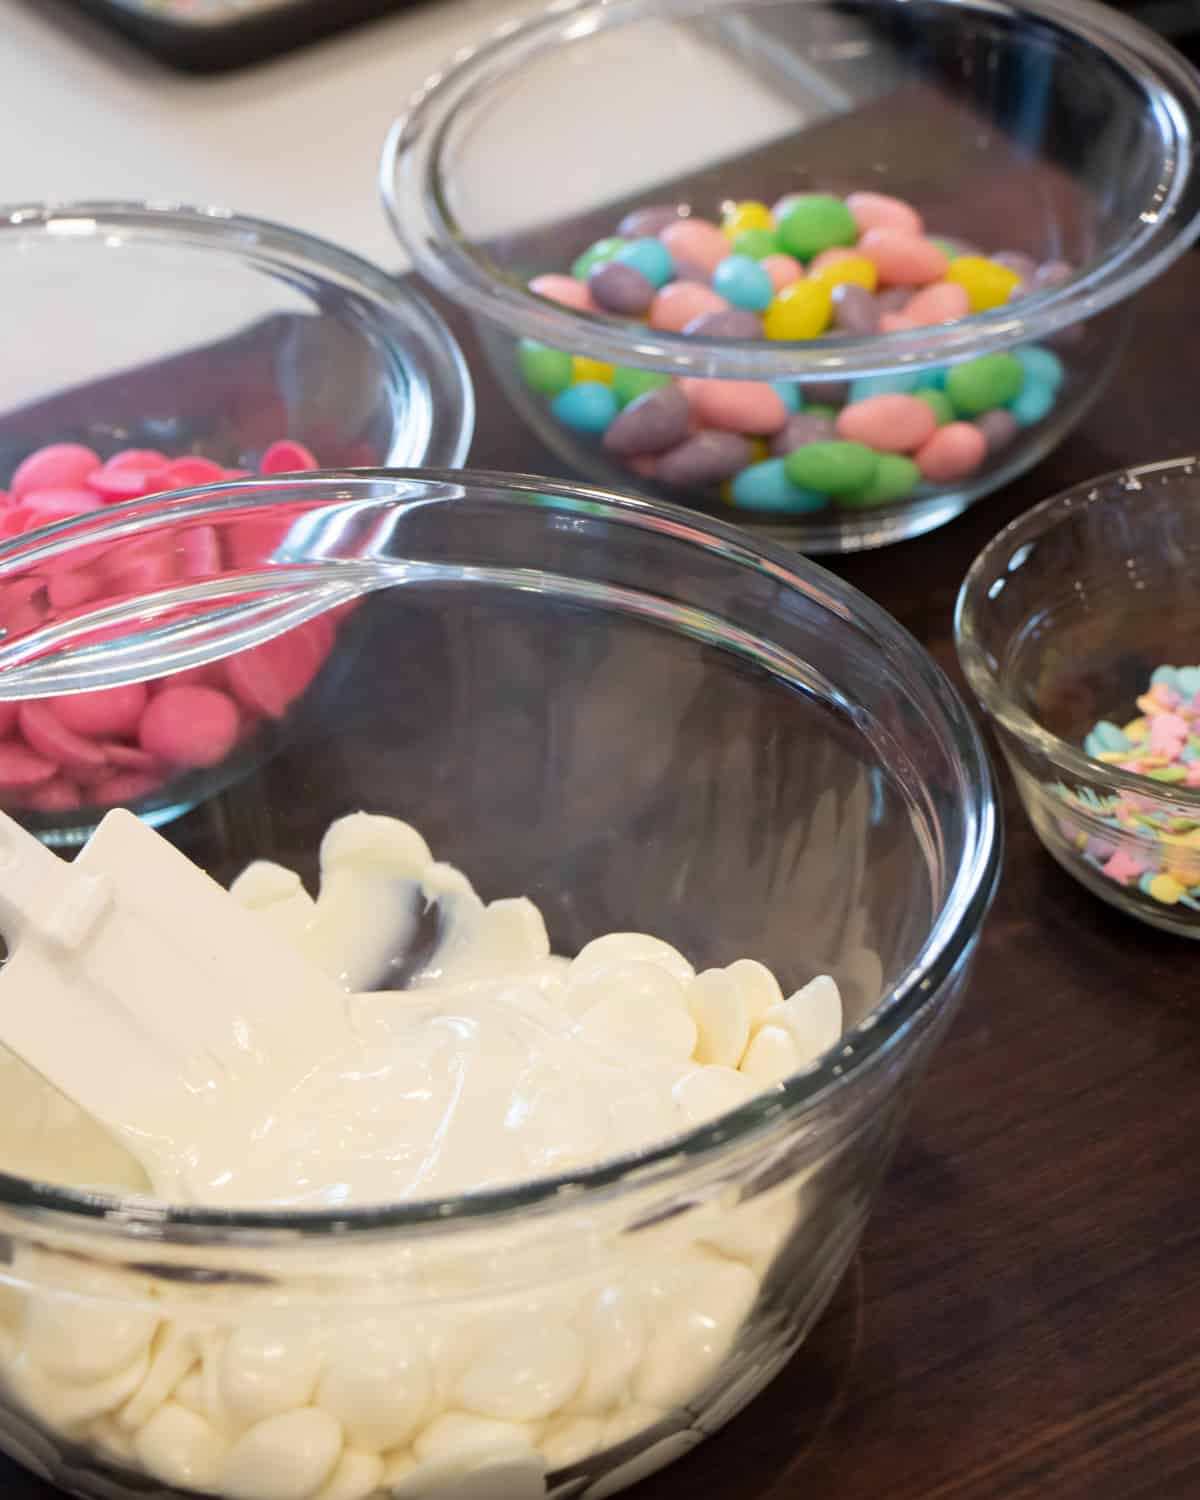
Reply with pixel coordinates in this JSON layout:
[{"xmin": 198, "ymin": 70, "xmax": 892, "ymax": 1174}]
[
  {"xmin": 430, "ymin": 259, "xmax": 1200, "ymax": 1500},
  {"xmin": 4, "ymin": 247, "xmax": 1200, "ymax": 1500}
]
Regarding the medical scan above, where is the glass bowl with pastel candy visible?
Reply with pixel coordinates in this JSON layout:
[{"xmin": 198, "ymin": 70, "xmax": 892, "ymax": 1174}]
[
  {"xmin": 383, "ymin": 0, "xmax": 1200, "ymax": 552},
  {"xmin": 0, "ymin": 472, "xmax": 1000, "ymax": 1500},
  {"xmin": 0, "ymin": 201, "xmax": 472, "ymax": 839},
  {"xmin": 957, "ymin": 456, "xmax": 1200, "ymax": 938}
]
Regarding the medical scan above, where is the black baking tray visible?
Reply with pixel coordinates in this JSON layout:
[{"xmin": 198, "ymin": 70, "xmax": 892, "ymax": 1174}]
[{"xmin": 58, "ymin": 0, "xmax": 415, "ymax": 72}]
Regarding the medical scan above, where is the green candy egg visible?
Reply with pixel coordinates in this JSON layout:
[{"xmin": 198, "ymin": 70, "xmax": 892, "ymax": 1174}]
[
  {"xmin": 838, "ymin": 454, "xmax": 921, "ymax": 508},
  {"xmin": 518, "ymin": 339, "xmax": 574, "ymax": 396},
  {"xmin": 784, "ymin": 440, "xmax": 878, "ymax": 495},
  {"xmin": 571, "ymin": 236, "xmax": 627, "ymax": 279},
  {"xmin": 945, "ymin": 353, "xmax": 1024, "ymax": 416},
  {"xmin": 777, "ymin": 195, "xmax": 858, "ymax": 261},
  {"xmin": 611, "ymin": 367, "xmax": 672, "ymax": 407},
  {"xmin": 913, "ymin": 387, "xmax": 955, "ymax": 425},
  {"xmin": 732, "ymin": 227, "xmax": 782, "ymax": 260}
]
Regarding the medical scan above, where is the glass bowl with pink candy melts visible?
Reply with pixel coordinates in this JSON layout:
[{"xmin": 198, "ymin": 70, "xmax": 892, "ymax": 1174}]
[
  {"xmin": 0, "ymin": 202, "xmax": 472, "ymax": 838},
  {"xmin": 382, "ymin": 0, "xmax": 1200, "ymax": 553},
  {"xmin": 956, "ymin": 456, "xmax": 1200, "ymax": 938}
]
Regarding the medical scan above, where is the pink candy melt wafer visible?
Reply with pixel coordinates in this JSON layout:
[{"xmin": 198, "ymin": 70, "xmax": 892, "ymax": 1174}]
[
  {"xmin": 18, "ymin": 702, "xmax": 109, "ymax": 772},
  {"xmin": 138, "ymin": 685, "xmax": 241, "ymax": 769},
  {"xmin": 260, "ymin": 440, "xmax": 318, "ymax": 475},
  {"xmin": 0, "ymin": 743, "xmax": 58, "ymax": 789},
  {"xmin": 11, "ymin": 444, "xmax": 101, "ymax": 501},
  {"xmin": 50, "ymin": 685, "xmax": 148, "ymax": 737}
]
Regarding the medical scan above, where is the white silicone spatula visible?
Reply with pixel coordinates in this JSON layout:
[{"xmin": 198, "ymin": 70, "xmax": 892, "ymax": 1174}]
[{"xmin": 0, "ymin": 807, "xmax": 354, "ymax": 1200}]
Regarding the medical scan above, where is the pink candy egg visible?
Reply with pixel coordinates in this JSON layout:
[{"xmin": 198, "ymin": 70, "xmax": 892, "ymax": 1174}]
[
  {"xmin": 683, "ymin": 379, "xmax": 789, "ymax": 435},
  {"xmin": 51, "ymin": 684, "xmax": 148, "ymax": 737},
  {"xmin": 858, "ymin": 230, "xmax": 949, "ymax": 287},
  {"xmin": 836, "ymin": 394, "xmax": 937, "ymax": 454},
  {"xmin": 649, "ymin": 282, "xmax": 730, "ymax": 333},
  {"xmin": 903, "ymin": 282, "xmax": 970, "ymax": 326},
  {"xmin": 845, "ymin": 192, "xmax": 925, "ymax": 238},
  {"xmin": 879, "ymin": 313, "xmax": 917, "ymax": 333},
  {"xmin": 761, "ymin": 254, "xmax": 803, "ymax": 292},
  {"xmin": 915, "ymin": 421, "xmax": 988, "ymax": 482},
  {"xmin": 11, "ymin": 444, "xmax": 101, "ymax": 501},
  {"xmin": 528, "ymin": 274, "xmax": 596, "ymax": 312},
  {"xmin": 260, "ymin": 440, "xmax": 319, "ymax": 475},
  {"xmin": 139, "ymin": 685, "xmax": 240, "ymax": 769},
  {"xmin": 18, "ymin": 702, "xmax": 109, "ymax": 772},
  {"xmin": 660, "ymin": 218, "xmax": 730, "ymax": 276}
]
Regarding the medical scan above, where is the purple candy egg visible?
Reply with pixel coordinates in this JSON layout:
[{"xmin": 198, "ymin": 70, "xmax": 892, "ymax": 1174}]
[
  {"xmin": 588, "ymin": 260, "xmax": 656, "ymax": 316},
  {"xmin": 875, "ymin": 287, "xmax": 913, "ymax": 316},
  {"xmin": 974, "ymin": 408, "xmax": 1019, "ymax": 453},
  {"xmin": 603, "ymin": 385, "xmax": 691, "ymax": 457},
  {"xmin": 682, "ymin": 309, "xmax": 764, "ymax": 339},
  {"xmin": 656, "ymin": 430, "xmax": 752, "ymax": 487},
  {"xmin": 618, "ymin": 204, "xmax": 688, "ymax": 239},
  {"xmin": 770, "ymin": 411, "xmax": 837, "ymax": 457},
  {"xmin": 669, "ymin": 258, "xmax": 711, "ymax": 286},
  {"xmin": 832, "ymin": 283, "xmax": 880, "ymax": 334}
]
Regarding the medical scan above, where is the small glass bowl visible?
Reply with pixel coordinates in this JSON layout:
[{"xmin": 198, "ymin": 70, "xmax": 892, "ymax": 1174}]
[
  {"xmin": 0, "ymin": 471, "xmax": 1000, "ymax": 1500},
  {"xmin": 382, "ymin": 0, "xmax": 1200, "ymax": 553},
  {"xmin": 0, "ymin": 202, "xmax": 473, "ymax": 840},
  {"xmin": 956, "ymin": 456, "xmax": 1200, "ymax": 938}
]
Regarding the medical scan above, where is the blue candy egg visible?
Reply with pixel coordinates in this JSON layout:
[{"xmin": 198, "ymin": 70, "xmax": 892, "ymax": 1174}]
[
  {"xmin": 552, "ymin": 382, "xmax": 619, "ymax": 434},
  {"xmin": 1151, "ymin": 665, "xmax": 1182, "ymax": 693},
  {"xmin": 1014, "ymin": 344, "xmax": 1065, "ymax": 390},
  {"xmin": 1009, "ymin": 378, "xmax": 1057, "ymax": 427},
  {"xmin": 771, "ymin": 381, "xmax": 805, "ymax": 414},
  {"xmin": 731, "ymin": 459, "xmax": 827, "ymax": 513},
  {"xmin": 614, "ymin": 238, "xmax": 675, "ymax": 289},
  {"xmin": 1176, "ymin": 666, "xmax": 1200, "ymax": 697},
  {"xmin": 848, "ymin": 371, "xmax": 922, "ymax": 402},
  {"xmin": 712, "ymin": 254, "xmax": 774, "ymax": 312}
]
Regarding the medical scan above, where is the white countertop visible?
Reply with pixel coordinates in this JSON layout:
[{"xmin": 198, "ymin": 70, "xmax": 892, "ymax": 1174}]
[{"xmin": 0, "ymin": 0, "xmax": 539, "ymax": 268}]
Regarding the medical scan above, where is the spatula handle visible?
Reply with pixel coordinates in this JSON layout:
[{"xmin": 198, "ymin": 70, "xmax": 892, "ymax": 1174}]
[{"xmin": 0, "ymin": 810, "xmax": 112, "ymax": 952}]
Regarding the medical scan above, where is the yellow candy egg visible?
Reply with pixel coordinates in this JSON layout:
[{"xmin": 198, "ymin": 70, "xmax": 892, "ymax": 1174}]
[
  {"xmin": 762, "ymin": 279, "xmax": 833, "ymax": 340},
  {"xmin": 1166, "ymin": 865, "xmax": 1197, "ymax": 888},
  {"xmin": 944, "ymin": 256, "xmax": 1022, "ymax": 313},
  {"xmin": 722, "ymin": 200, "xmax": 775, "ymax": 239},
  {"xmin": 1147, "ymin": 873, "xmax": 1185, "ymax": 905},
  {"xmin": 812, "ymin": 255, "xmax": 878, "ymax": 293},
  {"xmin": 572, "ymin": 356, "xmax": 615, "ymax": 385},
  {"xmin": 1123, "ymin": 717, "xmax": 1148, "ymax": 742}
]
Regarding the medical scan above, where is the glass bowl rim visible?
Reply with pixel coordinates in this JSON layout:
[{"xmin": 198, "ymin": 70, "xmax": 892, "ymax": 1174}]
[
  {"xmin": 0, "ymin": 198, "xmax": 475, "ymax": 471},
  {"xmin": 954, "ymin": 453, "xmax": 1200, "ymax": 808},
  {"xmin": 0, "ymin": 468, "xmax": 1000, "ymax": 1241},
  {"xmin": 379, "ymin": 0, "xmax": 1200, "ymax": 381}
]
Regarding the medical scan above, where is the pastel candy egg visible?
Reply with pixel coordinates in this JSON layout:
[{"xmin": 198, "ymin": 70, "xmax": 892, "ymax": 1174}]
[
  {"xmin": 11, "ymin": 443, "xmax": 101, "ymax": 500},
  {"xmin": 1014, "ymin": 344, "xmax": 1065, "ymax": 389},
  {"xmin": 550, "ymin": 382, "xmax": 619, "ymax": 434},
  {"xmin": 1010, "ymin": 378, "xmax": 1057, "ymax": 427},
  {"xmin": 683, "ymin": 308, "xmax": 764, "ymax": 339},
  {"xmin": 603, "ymin": 385, "xmax": 691, "ymax": 457},
  {"xmin": 913, "ymin": 387, "xmax": 955, "ymax": 425},
  {"xmin": 902, "ymin": 282, "xmax": 969, "ymax": 326},
  {"xmin": 762, "ymin": 279, "xmax": 832, "ymax": 340},
  {"xmin": 572, "ymin": 356, "xmax": 615, "ymax": 385},
  {"xmin": 784, "ymin": 440, "xmax": 878, "ymax": 495},
  {"xmin": 612, "ymin": 367, "xmax": 671, "ymax": 406},
  {"xmin": 721, "ymin": 200, "xmax": 775, "ymax": 239},
  {"xmin": 456, "ymin": 1326, "xmax": 585, "ymax": 1422},
  {"xmin": 770, "ymin": 411, "xmax": 836, "ymax": 456},
  {"xmin": 915, "ymin": 421, "xmax": 988, "ymax": 482},
  {"xmin": 771, "ymin": 380, "xmax": 803, "ymax": 413},
  {"xmin": 517, "ymin": 340, "xmax": 573, "ymax": 396},
  {"xmin": 588, "ymin": 261, "xmax": 655, "ymax": 316},
  {"xmin": 731, "ymin": 227, "xmax": 781, "ymax": 260},
  {"xmin": 614, "ymin": 237, "xmax": 675, "ymax": 289},
  {"xmin": 761, "ymin": 253, "xmax": 803, "ymax": 291},
  {"xmin": 944, "ymin": 255, "xmax": 1022, "ymax": 311},
  {"xmin": 656, "ymin": 431, "xmax": 752, "ymax": 486},
  {"xmin": 712, "ymin": 254, "xmax": 774, "ymax": 312},
  {"xmin": 660, "ymin": 218, "xmax": 731, "ymax": 276},
  {"xmin": 570, "ymin": 237, "xmax": 625, "ymax": 279},
  {"xmin": 975, "ymin": 408, "xmax": 1020, "ymax": 451},
  {"xmin": 838, "ymin": 453, "xmax": 921, "ymax": 508},
  {"xmin": 138, "ymin": 685, "xmax": 240, "ymax": 768},
  {"xmin": 777, "ymin": 195, "xmax": 858, "ymax": 260},
  {"xmin": 619, "ymin": 205, "xmax": 685, "ymax": 238},
  {"xmin": 49, "ymin": 684, "xmax": 147, "ymax": 737},
  {"xmin": 845, "ymin": 191, "xmax": 924, "ymax": 237},
  {"xmin": 528, "ymin": 274, "xmax": 595, "ymax": 312},
  {"xmin": 730, "ymin": 458, "xmax": 827, "ymax": 514},
  {"xmin": 945, "ymin": 353, "xmax": 1024, "ymax": 415},
  {"xmin": 220, "ymin": 1408, "xmax": 343, "ymax": 1500},
  {"xmin": 858, "ymin": 230, "xmax": 949, "ymax": 286},
  {"xmin": 685, "ymin": 379, "xmax": 789, "ymax": 435},
  {"xmin": 836, "ymin": 393, "xmax": 937, "ymax": 453},
  {"xmin": 831, "ymin": 283, "xmax": 879, "ymax": 333},
  {"xmin": 649, "ymin": 281, "xmax": 729, "ymax": 332},
  {"xmin": 876, "ymin": 287, "xmax": 914, "ymax": 315}
]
